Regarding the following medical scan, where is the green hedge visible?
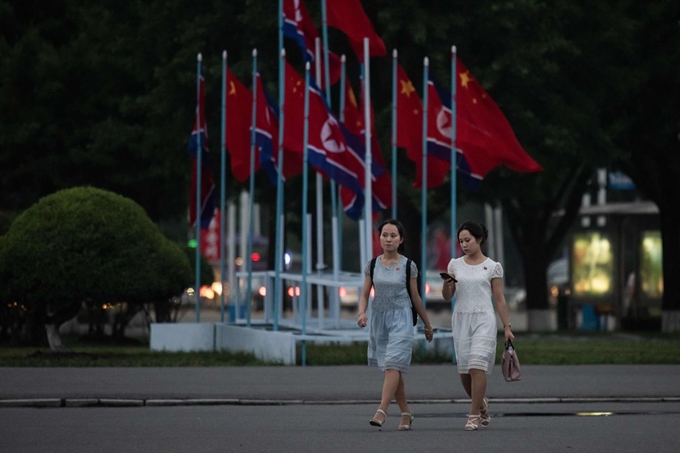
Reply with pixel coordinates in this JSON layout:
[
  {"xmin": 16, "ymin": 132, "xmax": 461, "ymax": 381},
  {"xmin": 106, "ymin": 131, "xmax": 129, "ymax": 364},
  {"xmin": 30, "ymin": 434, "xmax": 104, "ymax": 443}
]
[{"xmin": 0, "ymin": 186, "xmax": 192, "ymax": 314}]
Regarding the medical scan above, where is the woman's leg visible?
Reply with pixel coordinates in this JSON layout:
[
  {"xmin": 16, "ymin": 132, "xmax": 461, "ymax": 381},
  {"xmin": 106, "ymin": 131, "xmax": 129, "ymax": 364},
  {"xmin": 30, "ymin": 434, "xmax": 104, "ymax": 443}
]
[
  {"xmin": 468, "ymin": 368, "xmax": 487, "ymax": 420},
  {"xmin": 459, "ymin": 373, "xmax": 472, "ymax": 398},
  {"xmin": 394, "ymin": 372, "xmax": 412, "ymax": 426},
  {"xmin": 373, "ymin": 369, "xmax": 401, "ymax": 423}
]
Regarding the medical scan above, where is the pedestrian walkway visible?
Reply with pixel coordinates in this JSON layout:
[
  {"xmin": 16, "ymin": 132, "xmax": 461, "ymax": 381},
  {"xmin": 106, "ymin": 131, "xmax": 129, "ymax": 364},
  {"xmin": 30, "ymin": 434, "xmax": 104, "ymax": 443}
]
[{"xmin": 1, "ymin": 365, "xmax": 679, "ymax": 408}]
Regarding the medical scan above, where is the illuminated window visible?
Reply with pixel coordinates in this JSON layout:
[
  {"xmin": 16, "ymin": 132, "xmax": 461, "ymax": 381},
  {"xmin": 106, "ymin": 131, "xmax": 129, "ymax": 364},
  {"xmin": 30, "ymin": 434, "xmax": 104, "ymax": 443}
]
[
  {"xmin": 640, "ymin": 231, "xmax": 663, "ymax": 299},
  {"xmin": 571, "ymin": 232, "xmax": 613, "ymax": 296}
]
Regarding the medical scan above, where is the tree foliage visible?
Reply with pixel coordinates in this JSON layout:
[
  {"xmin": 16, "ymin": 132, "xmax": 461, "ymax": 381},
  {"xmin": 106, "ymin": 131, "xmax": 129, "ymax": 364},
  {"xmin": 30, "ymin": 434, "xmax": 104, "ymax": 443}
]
[{"xmin": 0, "ymin": 187, "xmax": 192, "ymax": 346}]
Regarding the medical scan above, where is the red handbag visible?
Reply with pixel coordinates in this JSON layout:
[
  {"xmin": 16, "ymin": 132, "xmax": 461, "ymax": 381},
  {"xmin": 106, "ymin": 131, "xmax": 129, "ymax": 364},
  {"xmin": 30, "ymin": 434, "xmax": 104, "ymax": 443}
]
[{"xmin": 502, "ymin": 340, "xmax": 522, "ymax": 382}]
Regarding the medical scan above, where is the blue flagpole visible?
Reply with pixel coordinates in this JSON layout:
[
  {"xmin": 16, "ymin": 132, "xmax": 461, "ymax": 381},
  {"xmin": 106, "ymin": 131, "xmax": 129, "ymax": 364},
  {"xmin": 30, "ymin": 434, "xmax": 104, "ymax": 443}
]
[
  {"xmin": 450, "ymin": 46, "xmax": 458, "ymax": 261},
  {"xmin": 273, "ymin": 1, "xmax": 285, "ymax": 332},
  {"xmin": 362, "ymin": 38, "xmax": 372, "ymax": 263},
  {"xmin": 220, "ymin": 50, "xmax": 228, "ymax": 323},
  {"xmin": 194, "ymin": 53, "xmax": 203, "ymax": 323},
  {"xmin": 391, "ymin": 49, "xmax": 398, "ymax": 219},
  {"xmin": 450, "ymin": 47, "xmax": 458, "ymax": 363},
  {"xmin": 301, "ymin": 61, "xmax": 312, "ymax": 366},
  {"xmin": 246, "ymin": 48, "xmax": 258, "ymax": 328},
  {"xmin": 321, "ymin": 0, "xmax": 339, "ymax": 246},
  {"xmin": 337, "ymin": 55, "xmax": 346, "ymax": 258},
  {"xmin": 420, "ymin": 57, "xmax": 429, "ymax": 309}
]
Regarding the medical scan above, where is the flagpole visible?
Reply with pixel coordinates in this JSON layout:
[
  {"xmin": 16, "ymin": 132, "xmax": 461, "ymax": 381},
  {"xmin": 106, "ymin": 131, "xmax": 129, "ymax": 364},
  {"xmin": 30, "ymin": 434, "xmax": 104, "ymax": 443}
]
[
  {"xmin": 194, "ymin": 52, "xmax": 203, "ymax": 323},
  {"xmin": 320, "ymin": 0, "xmax": 340, "ymax": 278},
  {"xmin": 313, "ymin": 38, "xmax": 325, "ymax": 328},
  {"xmin": 245, "ymin": 48, "xmax": 258, "ymax": 328},
  {"xmin": 337, "ymin": 54, "xmax": 346, "ymax": 261},
  {"xmin": 450, "ymin": 46, "xmax": 458, "ymax": 261},
  {"xmin": 391, "ymin": 49, "xmax": 398, "ymax": 219},
  {"xmin": 273, "ymin": 48, "xmax": 286, "ymax": 333},
  {"xmin": 220, "ymin": 50, "xmax": 228, "ymax": 323},
  {"xmin": 301, "ymin": 61, "xmax": 312, "ymax": 366},
  {"xmin": 420, "ymin": 56, "xmax": 429, "ymax": 309},
  {"xmin": 363, "ymin": 37, "xmax": 373, "ymax": 261}
]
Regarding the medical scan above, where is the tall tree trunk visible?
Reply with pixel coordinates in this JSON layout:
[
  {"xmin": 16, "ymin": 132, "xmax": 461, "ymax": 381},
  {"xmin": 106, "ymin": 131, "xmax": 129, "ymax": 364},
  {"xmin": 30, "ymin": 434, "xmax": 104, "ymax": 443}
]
[
  {"xmin": 660, "ymin": 204, "xmax": 680, "ymax": 332},
  {"xmin": 522, "ymin": 250, "xmax": 554, "ymax": 330},
  {"xmin": 44, "ymin": 302, "xmax": 81, "ymax": 351},
  {"xmin": 504, "ymin": 165, "xmax": 592, "ymax": 331},
  {"xmin": 45, "ymin": 323, "xmax": 65, "ymax": 352}
]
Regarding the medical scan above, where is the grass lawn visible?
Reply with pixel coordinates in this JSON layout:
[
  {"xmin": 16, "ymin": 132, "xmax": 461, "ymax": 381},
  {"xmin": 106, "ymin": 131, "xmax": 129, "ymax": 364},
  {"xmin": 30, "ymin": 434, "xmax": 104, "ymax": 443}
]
[{"xmin": 1, "ymin": 332, "xmax": 679, "ymax": 367}]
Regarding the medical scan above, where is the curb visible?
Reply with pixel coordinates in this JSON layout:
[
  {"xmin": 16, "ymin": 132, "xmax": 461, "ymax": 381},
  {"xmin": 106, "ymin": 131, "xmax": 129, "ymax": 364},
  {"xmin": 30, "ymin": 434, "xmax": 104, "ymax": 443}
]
[{"xmin": 0, "ymin": 396, "xmax": 679, "ymax": 408}]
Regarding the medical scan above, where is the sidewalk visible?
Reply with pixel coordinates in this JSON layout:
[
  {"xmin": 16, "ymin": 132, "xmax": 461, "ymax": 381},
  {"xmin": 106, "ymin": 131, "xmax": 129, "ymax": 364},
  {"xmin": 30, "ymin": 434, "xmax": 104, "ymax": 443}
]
[{"xmin": 2, "ymin": 365, "xmax": 679, "ymax": 408}]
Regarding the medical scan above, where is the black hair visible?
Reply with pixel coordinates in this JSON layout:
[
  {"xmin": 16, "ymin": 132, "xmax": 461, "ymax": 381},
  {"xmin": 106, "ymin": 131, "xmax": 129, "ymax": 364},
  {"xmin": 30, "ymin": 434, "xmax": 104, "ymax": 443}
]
[
  {"xmin": 377, "ymin": 218, "xmax": 405, "ymax": 253},
  {"xmin": 457, "ymin": 221, "xmax": 488, "ymax": 245}
]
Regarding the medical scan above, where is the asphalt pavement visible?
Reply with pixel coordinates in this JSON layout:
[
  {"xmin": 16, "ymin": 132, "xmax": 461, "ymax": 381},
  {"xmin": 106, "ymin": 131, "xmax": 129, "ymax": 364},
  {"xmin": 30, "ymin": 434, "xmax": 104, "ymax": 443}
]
[
  {"xmin": 1, "ymin": 364, "xmax": 679, "ymax": 407},
  {"xmin": 3, "ymin": 365, "xmax": 680, "ymax": 453}
]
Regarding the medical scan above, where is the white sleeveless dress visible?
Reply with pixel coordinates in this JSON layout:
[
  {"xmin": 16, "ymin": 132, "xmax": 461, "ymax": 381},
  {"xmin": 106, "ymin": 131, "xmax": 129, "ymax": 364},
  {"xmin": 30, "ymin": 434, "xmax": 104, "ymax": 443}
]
[{"xmin": 447, "ymin": 257, "xmax": 503, "ymax": 374}]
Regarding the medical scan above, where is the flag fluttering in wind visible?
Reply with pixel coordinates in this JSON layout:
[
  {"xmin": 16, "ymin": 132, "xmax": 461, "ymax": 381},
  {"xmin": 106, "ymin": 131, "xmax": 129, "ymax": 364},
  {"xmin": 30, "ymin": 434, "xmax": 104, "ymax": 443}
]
[
  {"xmin": 396, "ymin": 64, "xmax": 450, "ymax": 188},
  {"xmin": 282, "ymin": 0, "xmax": 341, "ymax": 88},
  {"xmin": 427, "ymin": 77, "xmax": 482, "ymax": 189},
  {"xmin": 188, "ymin": 70, "xmax": 216, "ymax": 229},
  {"xmin": 282, "ymin": 62, "xmax": 379, "ymax": 220},
  {"xmin": 453, "ymin": 59, "xmax": 542, "ymax": 176},
  {"xmin": 255, "ymin": 74, "xmax": 303, "ymax": 185},
  {"xmin": 341, "ymin": 82, "xmax": 391, "ymax": 213},
  {"xmin": 225, "ymin": 69, "xmax": 259, "ymax": 182},
  {"xmin": 326, "ymin": 0, "xmax": 386, "ymax": 61}
]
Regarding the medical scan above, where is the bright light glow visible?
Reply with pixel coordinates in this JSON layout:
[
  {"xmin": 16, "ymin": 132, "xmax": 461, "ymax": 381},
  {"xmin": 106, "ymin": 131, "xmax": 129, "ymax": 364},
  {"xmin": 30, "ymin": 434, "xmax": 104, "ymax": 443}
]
[
  {"xmin": 251, "ymin": 252, "xmax": 261, "ymax": 262},
  {"xmin": 338, "ymin": 287, "xmax": 347, "ymax": 298},
  {"xmin": 200, "ymin": 286, "xmax": 214, "ymax": 299},
  {"xmin": 550, "ymin": 285, "xmax": 559, "ymax": 297},
  {"xmin": 212, "ymin": 282, "xmax": 223, "ymax": 296},
  {"xmin": 425, "ymin": 283, "xmax": 431, "ymax": 295},
  {"xmin": 284, "ymin": 253, "xmax": 291, "ymax": 265},
  {"xmin": 258, "ymin": 286, "xmax": 266, "ymax": 297},
  {"xmin": 288, "ymin": 286, "xmax": 301, "ymax": 297},
  {"xmin": 369, "ymin": 288, "xmax": 375, "ymax": 298},
  {"xmin": 186, "ymin": 287, "xmax": 195, "ymax": 296},
  {"xmin": 575, "ymin": 412, "xmax": 613, "ymax": 417}
]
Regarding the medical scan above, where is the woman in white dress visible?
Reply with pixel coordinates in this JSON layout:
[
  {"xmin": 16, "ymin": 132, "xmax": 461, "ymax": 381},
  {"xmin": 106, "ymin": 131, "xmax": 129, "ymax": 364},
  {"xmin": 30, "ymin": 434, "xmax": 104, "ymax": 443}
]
[
  {"xmin": 358, "ymin": 219, "xmax": 434, "ymax": 431},
  {"xmin": 442, "ymin": 221, "xmax": 515, "ymax": 431}
]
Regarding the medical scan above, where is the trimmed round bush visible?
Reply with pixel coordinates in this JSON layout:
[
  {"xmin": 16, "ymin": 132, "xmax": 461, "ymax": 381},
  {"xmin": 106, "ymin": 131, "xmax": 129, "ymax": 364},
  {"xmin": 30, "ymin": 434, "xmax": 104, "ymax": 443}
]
[{"xmin": 0, "ymin": 187, "xmax": 192, "ymax": 313}]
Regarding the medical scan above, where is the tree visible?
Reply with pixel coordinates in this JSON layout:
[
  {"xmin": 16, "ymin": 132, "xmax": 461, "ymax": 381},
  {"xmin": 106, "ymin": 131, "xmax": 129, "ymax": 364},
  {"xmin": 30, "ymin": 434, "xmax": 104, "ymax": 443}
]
[
  {"xmin": 608, "ymin": 0, "xmax": 680, "ymax": 331},
  {"xmin": 0, "ymin": 187, "xmax": 192, "ymax": 349}
]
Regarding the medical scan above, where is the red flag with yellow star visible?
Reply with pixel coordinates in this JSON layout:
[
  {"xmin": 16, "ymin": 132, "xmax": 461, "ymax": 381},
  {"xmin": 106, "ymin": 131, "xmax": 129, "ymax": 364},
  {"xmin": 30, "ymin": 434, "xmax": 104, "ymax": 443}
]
[
  {"xmin": 396, "ymin": 64, "xmax": 450, "ymax": 188},
  {"xmin": 455, "ymin": 59, "xmax": 542, "ymax": 176}
]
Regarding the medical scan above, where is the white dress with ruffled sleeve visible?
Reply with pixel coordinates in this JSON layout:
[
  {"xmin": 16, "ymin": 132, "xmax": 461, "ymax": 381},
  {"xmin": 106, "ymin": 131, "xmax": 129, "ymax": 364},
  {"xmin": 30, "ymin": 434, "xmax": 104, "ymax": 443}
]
[{"xmin": 447, "ymin": 257, "xmax": 503, "ymax": 374}]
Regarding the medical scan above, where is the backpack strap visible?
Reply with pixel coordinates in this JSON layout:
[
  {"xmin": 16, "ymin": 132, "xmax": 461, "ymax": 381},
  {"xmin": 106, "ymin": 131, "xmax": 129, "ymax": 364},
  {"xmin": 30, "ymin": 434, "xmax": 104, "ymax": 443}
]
[
  {"xmin": 369, "ymin": 257, "xmax": 377, "ymax": 288},
  {"xmin": 405, "ymin": 258, "xmax": 412, "ymax": 300}
]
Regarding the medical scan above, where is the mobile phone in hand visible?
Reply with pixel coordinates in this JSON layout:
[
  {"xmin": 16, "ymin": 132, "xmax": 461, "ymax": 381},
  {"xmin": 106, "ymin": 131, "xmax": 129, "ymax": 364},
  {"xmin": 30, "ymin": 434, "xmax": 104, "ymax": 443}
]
[{"xmin": 439, "ymin": 272, "xmax": 458, "ymax": 283}]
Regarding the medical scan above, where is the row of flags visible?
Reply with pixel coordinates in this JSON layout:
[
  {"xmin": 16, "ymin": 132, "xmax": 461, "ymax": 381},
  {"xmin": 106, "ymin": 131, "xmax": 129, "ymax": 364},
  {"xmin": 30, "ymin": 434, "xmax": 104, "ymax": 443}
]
[{"xmin": 189, "ymin": 0, "xmax": 542, "ymax": 229}]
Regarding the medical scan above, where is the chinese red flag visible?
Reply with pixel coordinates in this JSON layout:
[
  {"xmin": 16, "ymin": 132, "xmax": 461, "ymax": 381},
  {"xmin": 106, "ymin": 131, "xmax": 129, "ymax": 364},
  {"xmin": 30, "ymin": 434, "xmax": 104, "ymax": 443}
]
[
  {"xmin": 455, "ymin": 59, "xmax": 542, "ymax": 176},
  {"xmin": 396, "ymin": 65, "xmax": 450, "ymax": 188},
  {"xmin": 326, "ymin": 0, "xmax": 386, "ymax": 61},
  {"xmin": 225, "ymin": 69, "xmax": 259, "ymax": 182}
]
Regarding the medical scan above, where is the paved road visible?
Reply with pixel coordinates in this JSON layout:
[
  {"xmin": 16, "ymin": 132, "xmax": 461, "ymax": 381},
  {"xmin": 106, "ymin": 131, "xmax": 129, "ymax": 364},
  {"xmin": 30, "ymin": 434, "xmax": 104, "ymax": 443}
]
[
  {"xmin": 1, "ymin": 365, "xmax": 679, "ymax": 402},
  {"xmin": 2, "ymin": 365, "xmax": 680, "ymax": 452},
  {"xmin": 2, "ymin": 401, "xmax": 679, "ymax": 453}
]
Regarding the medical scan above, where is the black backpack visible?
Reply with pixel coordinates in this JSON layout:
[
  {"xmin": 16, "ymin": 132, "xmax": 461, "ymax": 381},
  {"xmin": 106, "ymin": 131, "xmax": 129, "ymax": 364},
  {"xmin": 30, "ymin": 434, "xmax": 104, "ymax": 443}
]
[{"xmin": 369, "ymin": 257, "xmax": 418, "ymax": 326}]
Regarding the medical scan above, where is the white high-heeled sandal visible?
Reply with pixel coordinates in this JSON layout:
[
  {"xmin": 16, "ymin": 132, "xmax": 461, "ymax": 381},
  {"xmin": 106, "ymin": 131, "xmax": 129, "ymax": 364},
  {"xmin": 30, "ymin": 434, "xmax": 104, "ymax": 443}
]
[
  {"xmin": 398, "ymin": 412, "xmax": 414, "ymax": 431},
  {"xmin": 369, "ymin": 409, "xmax": 387, "ymax": 428},
  {"xmin": 480, "ymin": 397, "xmax": 490, "ymax": 427},
  {"xmin": 464, "ymin": 414, "xmax": 481, "ymax": 431}
]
